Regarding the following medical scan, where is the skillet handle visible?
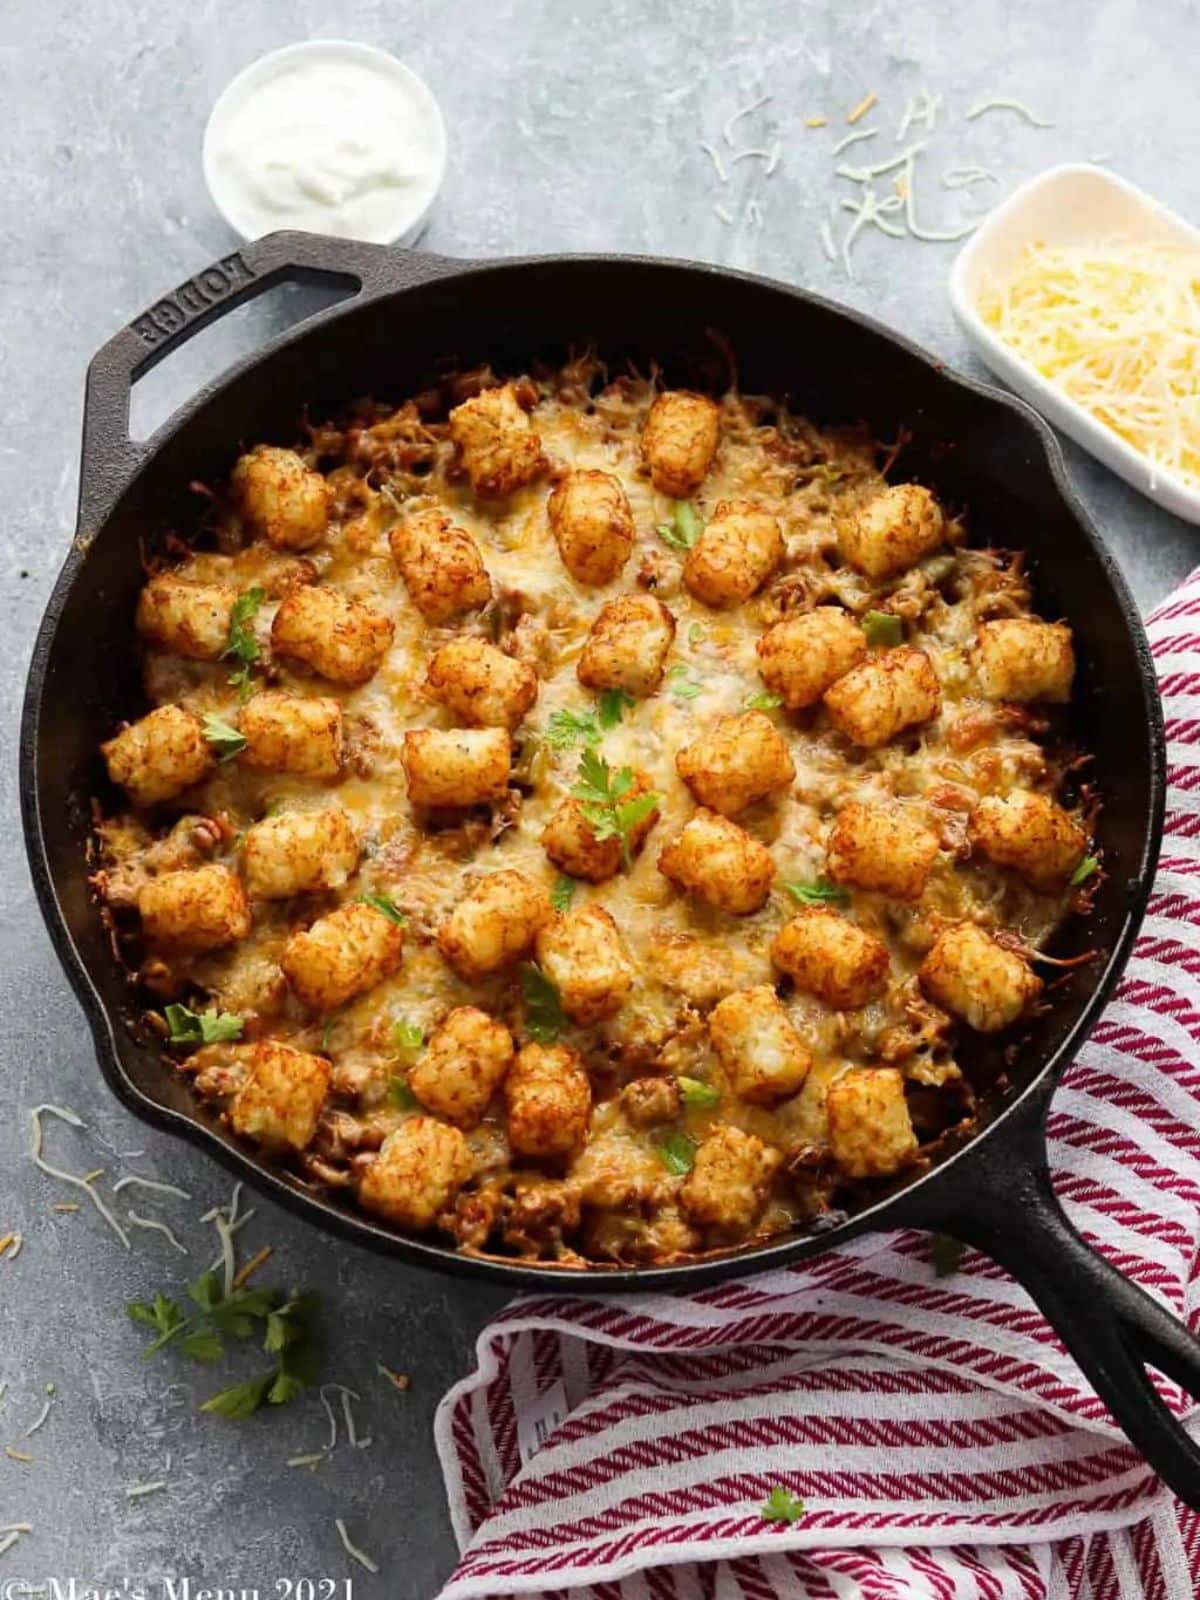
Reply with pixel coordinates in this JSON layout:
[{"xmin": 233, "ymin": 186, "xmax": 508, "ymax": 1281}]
[
  {"xmin": 78, "ymin": 230, "xmax": 462, "ymax": 531},
  {"xmin": 906, "ymin": 1086, "xmax": 1200, "ymax": 1507}
]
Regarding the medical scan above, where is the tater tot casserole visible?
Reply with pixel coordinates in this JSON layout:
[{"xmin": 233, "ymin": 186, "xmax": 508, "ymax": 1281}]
[{"xmin": 92, "ymin": 356, "xmax": 1098, "ymax": 1266}]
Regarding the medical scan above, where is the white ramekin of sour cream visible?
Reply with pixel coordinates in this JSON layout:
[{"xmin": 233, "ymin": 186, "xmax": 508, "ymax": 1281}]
[{"xmin": 203, "ymin": 40, "xmax": 447, "ymax": 247}]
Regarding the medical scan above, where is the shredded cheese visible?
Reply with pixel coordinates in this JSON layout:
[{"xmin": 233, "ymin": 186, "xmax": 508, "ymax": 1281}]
[
  {"xmin": 832, "ymin": 127, "xmax": 877, "ymax": 157},
  {"xmin": 819, "ymin": 220, "xmax": 837, "ymax": 263},
  {"xmin": 713, "ymin": 202, "xmax": 734, "ymax": 226},
  {"xmin": 112, "ymin": 1176, "xmax": 192, "ymax": 1201},
  {"xmin": 23, "ymin": 1397, "xmax": 53, "ymax": 1438},
  {"xmin": 4, "ymin": 1447, "xmax": 32, "ymax": 1463},
  {"xmin": 29, "ymin": 1107, "xmax": 130, "ymax": 1250},
  {"xmin": 125, "ymin": 1481, "xmax": 166, "ymax": 1500},
  {"xmin": 126, "ymin": 1211, "xmax": 189, "ymax": 1256},
  {"xmin": 896, "ymin": 90, "xmax": 942, "ymax": 141},
  {"xmin": 846, "ymin": 91, "xmax": 877, "ymax": 124},
  {"xmin": 377, "ymin": 1364, "xmax": 410, "ymax": 1392},
  {"xmin": 805, "ymin": 115, "xmax": 827, "ymax": 128},
  {"xmin": 966, "ymin": 95, "xmax": 1053, "ymax": 128},
  {"xmin": 942, "ymin": 164, "xmax": 999, "ymax": 190},
  {"xmin": 722, "ymin": 94, "xmax": 771, "ymax": 148},
  {"xmin": 698, "ymin": 140, "xmax": 728, "ymax": 184},
  {"xmin": 287, "ymin": 1452, "xmax": 326, "ymax": 1470},
  {"xmin": 978, "ymin": 238, "xmax": 1200, "ymax": 489},
  {"xmin": 335, "ymin": 1519, "xmax": 379, "ymax": 1575},
  {"xmin": 6, "ymin": 1235, "xmax": 23, "ymax": 1262}
]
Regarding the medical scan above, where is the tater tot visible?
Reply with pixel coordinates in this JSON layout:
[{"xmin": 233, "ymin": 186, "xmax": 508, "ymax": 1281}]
[
  {"xmin": 837, "ymin": 483, "xmax": 945, "ymax": 579},
  {"xmin": 281, "ymin": 902, "xmax": 405, "ymax": 1012},
  {"xmin": 389, "ymin": 508, "xmax": 492, "ymax": 624},
  {"xmin": 138, "ymin": 864, "xmax": 251, "ymax": 952},
  {"xmin": 680, "ymin": 1124, "xmax": 782, "ymax": 1230},
  {"xmin": 970, "ymin": 789, "xmax": 1088, "ymax": 890},
  {"xmin": 241, "ymin": 807, "xmax": 359, "ymax": 899},
  {"xmin": 771, "ymin": 908, "xmax": 889, "ymax": 1009},
  {"xmin": 271, "ymin": 584, "xmax": 393, "ymax": 687},
  {"xmin": 437, "ymin": 869, "xmax": 553, "ymax": 981},
  {"xmin": 657, "ymin": 808, "xmax": 775, "ymax": 914},
  {"xmin": 535, "ymin": 904, "xmax": 635, "ymax": 1024},
  {"xmin": 974, "ymin": 619, "xmax": 1075, "ymax": 704},
  {"xmin": 228, "ymin": 1042, "xmax": 331, "ymax": 1153},
  {"xmin": 239, "ymin": 691, "xmax": 343, "ymax": 779},
  {"xmin": 426, "ymin": 637, "xmax": 538, "ymax": 729},
  {"xmin": 358, "ymin": 1118, "xmax": 474, "ymax": 1230},
  {"xmin": 505, "ymin": 1042, "xmax": 592, "ymax": 1159},
  {"xmin": 541, "ymin": 771, "xmax": 660, "ymax": 881},
  {"xmin": 757, "ymin": 607, "xmax": 867, "ymax": 710},
  {"xmin": 448, "ymin": 384, "xmax": 545, "ymax": 497},
  {"xmin": 826, "ymin": 801, "xmax": 939, "ymax": 902},
  {"xmin": 136, "ymin": 573, "xmax": 238, "ymax": 661},
  {"xmin": 230, "ymin": 445, "xmax": 329, "ymax": 551},
  {"xmin": 824, "ymin": 646, "xmax": 940, "ymax": 748},
  {"xmin": 548, "ymin": 469, "xmax": 635, "ymax": 586},
  {"xmin": 402, "ymin": 728, "xmax": 511, "ymax": 808},
  {"xmin": 641, "ymin": 390, "xmax": 721, "ymax": 497},
  {"xmin": 919, "ymin": 923, "xmax": 1042, "ymax": 1033},
  {"xmin": 577, "ymin": 594, "xmax": 676, "ymax": 696},
  {"xmin": 676, "ymin": 710, "xmax": 794, "ymax": 817},
  {"xmin": 683, "ymin": 500, "xmax": 784, "ymax": 607},
  {"xmin": 408, "ymin": 1007, "xmax": 515, "ymax": 1129},
  {"xmin": 709, "ymin": 986, "xmax": 812, "ymax": 1106},
  {"xmin": 826, "ymin": 1067, "xmax": 918, "ymax": 1179},
  {"xmin": 102, "ymin": 704, "xmax": 214, "ymax": 807}
]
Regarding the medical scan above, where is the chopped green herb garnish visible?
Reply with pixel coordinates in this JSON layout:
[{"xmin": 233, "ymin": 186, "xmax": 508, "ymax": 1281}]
[
  {"xmin": 597, "ymin": 688, "xmax": 636, "ymax": 729},
  {"xmin": 760, "ymin": 1486, "xmax": 806, "ymax": 1524},
  {"xmin": 931, "ymin": 1233, "xmax": 967, "ymax": 1278},
  {"xmin": 393, "ymin": 1018, "xmax": 424, "ymax": 1055},
  {"xmin": 782, "ymin": 879, "xmax": 850, "ymax": 906},
  {"xmin": 744, "ymin": 691, "xmax": 783, "ymax": 711},
  {"xmin": 520, "ymin": 963, "xmax": 565, "ymax": 1044},
  {"xmin": 202, "ymin": 712, "xmax": 247, "ymax": 762},
  {"xmin": 666, "ymin": 664, "xmax": 702, "ymax": 701},
  {"xmin": 545, "ymin": 708, "xmax": 600, "ymax": 751},
  {"xmin": 320, "ymin": 1014, "xmax": 340, "ymax": 1053},
  {"xmin": 572, "ymin": 749, "xmax": 661, "ymax": 870},
  {"xmin": 656, "ymin": 1129, "xmax": 697, "ymax": 1175},
  {"xmin": 550, "ymin": 875, "xmax": 577, "ymax": 914},
  {"xmin": 359, "ymin": 893, "xmax": 407, "ymax": 926},
  {"xmin": 130, "ymin": 1270, "xmax": 320, "ymax": 1421},
  {"xmin": 677, "ymin": 1076, "xmax": 720, "ymax": 1111},
  {"xmin": 656, "ymin": 501, "xmax": 704, "ymax": 551},
  {"xmin": 222, "ymin": 587, "xmax": 265, "ymax": 697},
  {"xmin": 1070, "ymin": 855, "xmax": 1099, "ymax": 888},
  {"xmin": 387, "ymin": 1076, "xmax": 417, "ymax": 1110},
  {"xmin": 163, "ymin": 1003, "xmax": 244, "ymax": 1048},
  {"xmin": 687, "ymin": 622, "xmax": 705, "ymax": 646},
  {"xmin": 862, "ymin": 610, "xmax": 903, "ymax": 648}
]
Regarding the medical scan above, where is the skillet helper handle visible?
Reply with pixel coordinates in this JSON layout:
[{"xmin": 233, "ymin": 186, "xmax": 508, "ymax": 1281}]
[
  {"xmin": 916, "ymin": 1089, "xmax": 1200, "ymax": 1507},
  {"xmin": 78, "ymin": 230, "xmax": 459, "ymax": 531}
]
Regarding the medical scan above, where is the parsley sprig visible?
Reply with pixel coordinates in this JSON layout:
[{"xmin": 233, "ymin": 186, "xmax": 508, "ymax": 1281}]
[
  {"xmin": 546, "ymin": 690, "xmax": 637, "ymax": 752},
  {"xmin": 222, "ymin": 587, "xmax": 265, "ymax": 700},
  {"xmin": 128, "ymin": 1271, "xmax": 320, "ymax": 1418},
  {"xmin": 550, "ymin": 875, "xmax": 577, "ymax": 914},
  {"xmin": 782, "ymin": 879, "xmax": 850, "ymax": 906},
  {"xmin": 163, "ymin": 1003, "xmax": 244, "ymax": 1048},
  {"xmin": 760, "ymin": 1485, "xmax": 806, "ymax": 1524},
  {"xmin": 202, "ymin": 712, "xmax": 247, "ymax": 762},
  {"xmin": 520, "ymin": 963, "xmax": 565, "ymax": 1044},
  {"xmin": 572, "ymin": 750, "xmax": 660, "ymax": 870},
  {"xmin": 656, "ymin": 1129, "xmax": 697, "ymax": 1175},
  {"xmin": 656, "ymin": 502, "xmax": 704, "ymax": 551},
  {"xmin": 597, "ymin": 688, "xmax": 636, "ymax": 728}
]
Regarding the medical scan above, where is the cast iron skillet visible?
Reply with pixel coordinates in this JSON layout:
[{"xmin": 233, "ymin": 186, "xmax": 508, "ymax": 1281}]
[{"xmin": 21, "ymin": 231, "xmax": 1200, "ymax": 1502}]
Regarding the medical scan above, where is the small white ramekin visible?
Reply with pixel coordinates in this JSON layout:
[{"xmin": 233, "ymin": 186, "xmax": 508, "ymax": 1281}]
[
  {"xmin": 202, "ymin": 40, "xmax": 447, "ymax": 248},
  {"xmin": 950, "ymin": 163, "xmax": 1200, "ymax": 525}
]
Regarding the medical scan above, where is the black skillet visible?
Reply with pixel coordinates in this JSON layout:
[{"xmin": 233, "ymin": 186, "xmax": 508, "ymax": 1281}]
[{"xmin": 21, "ymin": 231, "xmax": 1200, "ymax": 1503}]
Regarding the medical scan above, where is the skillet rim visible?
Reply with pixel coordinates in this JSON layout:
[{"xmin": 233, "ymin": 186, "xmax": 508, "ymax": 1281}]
[{"xmin": 19, "ymin": 246, "xmax": 1167, "ymax": 1289}]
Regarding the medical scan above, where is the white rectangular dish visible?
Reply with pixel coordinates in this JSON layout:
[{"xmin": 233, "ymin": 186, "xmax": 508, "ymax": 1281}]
[{"xmin": 950, "ymin": 163, "xmax": 1200, "ymax": 525}]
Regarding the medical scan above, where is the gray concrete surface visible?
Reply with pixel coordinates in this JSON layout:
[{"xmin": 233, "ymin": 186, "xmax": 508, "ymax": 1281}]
[{"xmin": 1, "ymin": 0, "xmax": 1198, "ymax": 1594}]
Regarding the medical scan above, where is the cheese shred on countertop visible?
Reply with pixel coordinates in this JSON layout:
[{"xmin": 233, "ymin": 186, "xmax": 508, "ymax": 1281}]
[{"xmin": 978, "ymin": 238, "xmax": 1200, "ymax": 488}]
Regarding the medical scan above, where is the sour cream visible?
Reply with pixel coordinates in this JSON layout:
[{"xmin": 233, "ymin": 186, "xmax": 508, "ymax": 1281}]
[{"xmin": 203, "ymin": 42, "xmax": 447, "ymax": 245}]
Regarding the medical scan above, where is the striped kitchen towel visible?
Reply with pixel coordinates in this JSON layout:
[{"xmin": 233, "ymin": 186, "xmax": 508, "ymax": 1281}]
[{"xmin": 434, "ymin": 569, "xmax": 1200, "ymax": 1600}]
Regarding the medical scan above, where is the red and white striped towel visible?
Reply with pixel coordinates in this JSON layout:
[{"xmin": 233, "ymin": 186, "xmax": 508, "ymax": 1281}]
[{"xmin": 435, "ymin": 570, "xmax": 1200, "ymax": 1600}]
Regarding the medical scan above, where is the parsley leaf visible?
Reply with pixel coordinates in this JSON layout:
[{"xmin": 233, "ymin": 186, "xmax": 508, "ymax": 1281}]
[
  {"xmin": 181, "ymin": 1329, "xmax": 225, "ymax": 1365},
  {"xmin": 545, "ymin": 708, "xmax": 601, "ymax": 751},
  {"xmin": 200, "ymin": 1371, "xmax": 276, "ymax": 1420},
  {"xmin": 744, "ymin": 691, "xmax": 783, "ymax": 711},
  {"xmin": 222, "ymin": 587, "xmax": 265, "ymax": 698},
  {"xmin": 163, "ymin": 1004, "xmax": 244, "ymax": 1049},
  {"xmin": 666, "ymin": 664, "xmax": 702, "ymax": 701},
  {"xmin": 931, "ymin": 1233, "xmax": 967, "ymax": 1277},
  {"xmin": 1070, "ymin": 855, "xmax": 1099, "ymax": 888},
  {"xmin": 201, "ymin": 712, "xmax": 247, "ymax": 762},
  {"xmin": 677, "ymin": 1076, "xmax": 720, "ymax": 1111},
  {"xmin": 687, "ymin": 622, "xmax": 705, "ymax": 645},
  {"xmin": 656, "ymin": 1129, "xmax": 697, "ymax": 1175},
  {"xmin": 320, "ymin": 1014, "xmax": 340, "ymax": 1053},
  {"xmin": 862, "ymin": 610, "xmax": 903, "ymax": 648},
  {"xmin": 360, "ymin": 893, "xmax": 407, "ymax": 926},
  {"xmin": 550, "ymin": 875, "xmax": 577, "ymax": 914},
  {"xmin": 597, "ymin": 688, "xmax": 636, "ymax": 729},
  {"xmin": 760, "ymin": 1485, "xmax": 806, "ymax": 1524},
  {"xmin": 782, "ymin": 879, "xmax": 850, "ymax": 906},
  {"xmin": 520, "ymin": 963, "xmax": 565, "ymax": 1044},
  {"xmin": 655, "ymin": 501, "xmax": 705, "ymax": 551},
  {"xmin": 572, "ymin": 749, "xmax": 661, "ymax": 870},
  {"xmin": 387, "ymin": 1076, "xmax": 417, "ymax": 1110},
  {"xmin": 128, "ymin": 1292, "xmax": 186, "ymax": 1357},
  {"xmin": 392, "ymin": 1019, "xmax": 424, "ymax": 1059}
]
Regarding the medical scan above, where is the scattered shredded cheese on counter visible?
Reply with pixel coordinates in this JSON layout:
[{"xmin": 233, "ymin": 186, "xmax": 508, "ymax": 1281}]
[
  {"xmin": 125, "ymin": 1481, "xmax": 166, "ymax": 1500},
  {"xmin": 832, "ymin": 126, "xmax": 877, "ymax": 157},
  {"xmin": 723, "ymin": 94, "xmax": 771, "ymax": 148},
  {"xmin": 846, "ymin": 91, "xmax": 877, "ymax": 124},
  {"xmin": 966, "ymin": 94, "xmax": 1053, "ymax": 128},
  {"xmin": 29, "ymin": 1106, "xmax": 130, "ymax": 1250},
  {"xmin": 978, "ymin": 238, "xmax": 1200, "ymax": 488},
  {"xmin": 112, "ymin": 1175, "xmax": 192, "ymax": 1201},
  {"xmin": 335, "ymin": 1518, "xmax": 379, "ymax": 1575},
  {"xmin": 126, "ymin": 1211, "xmax": 189, "ymax": 1255}
]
